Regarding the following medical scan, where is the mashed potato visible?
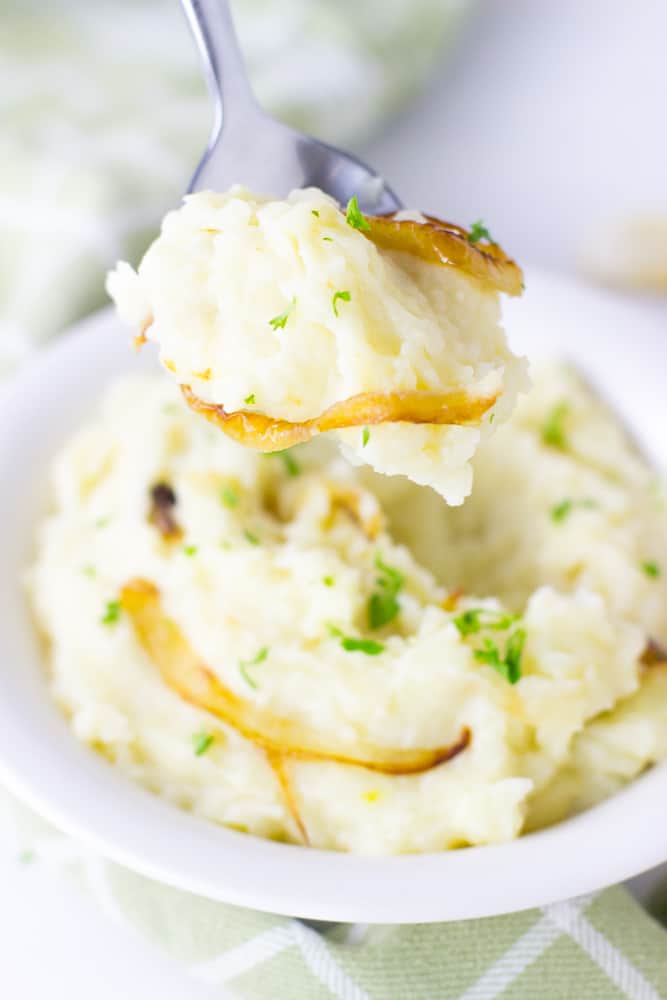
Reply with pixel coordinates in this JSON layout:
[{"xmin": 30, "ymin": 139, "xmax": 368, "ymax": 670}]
[
  {"xmin": 106, "ymin": 187, "xmax": 528, "ymax": 504},
  {"xmin": 27, "ymin": 363, "xmax": 667, "ymax": 853}
]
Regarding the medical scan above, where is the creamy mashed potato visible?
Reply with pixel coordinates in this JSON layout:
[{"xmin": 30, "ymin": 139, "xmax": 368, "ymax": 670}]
[
  {"xmin": 27, "ymin": 363, "xmax": 667, "ymax": 853},
  {"xmin": 106, "ymin": 187, "xmax": 528, "ymax": 504}
]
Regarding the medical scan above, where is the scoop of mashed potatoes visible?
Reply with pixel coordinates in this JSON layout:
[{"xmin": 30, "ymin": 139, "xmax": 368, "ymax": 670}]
[
  {"xmin": 27, "ymin": 363, "xmax": 667, "ymax": 853},
  {"xmin": 106, "ymin": 187, "xmax": 528, "ymax": 504}
]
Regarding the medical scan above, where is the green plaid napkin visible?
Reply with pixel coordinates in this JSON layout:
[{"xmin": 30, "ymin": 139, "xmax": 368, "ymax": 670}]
[
  {"xmin": 7, "ymin": 786, "xmax": 667, "ymax": 999},
  {"xmin": 4, "ymin": 2, "xmax": 667, "ymax": 997}
]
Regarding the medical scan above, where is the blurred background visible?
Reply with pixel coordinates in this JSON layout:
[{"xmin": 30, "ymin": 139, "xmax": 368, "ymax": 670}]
[
  {"xmin": 1, "ymin": 1, "xmax": 666, "ymax": 996},
  {"xmin": 2, "ymin": 0, "xmax": 666, "ymax": 379}
]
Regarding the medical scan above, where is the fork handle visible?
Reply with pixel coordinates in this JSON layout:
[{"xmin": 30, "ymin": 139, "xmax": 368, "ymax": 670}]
[{"xmin": 181, "ymin": 0, "xmax": 260, "ymax": 134}]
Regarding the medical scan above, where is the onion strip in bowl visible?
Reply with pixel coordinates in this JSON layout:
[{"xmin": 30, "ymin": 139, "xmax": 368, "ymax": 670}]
[
  {"xmin": 119, "ymin": 578, "xmax": 471, "ymax": 775},
  {"xmin": 182, "ymin": 386, "xmax": 497, "ymax": 453}
]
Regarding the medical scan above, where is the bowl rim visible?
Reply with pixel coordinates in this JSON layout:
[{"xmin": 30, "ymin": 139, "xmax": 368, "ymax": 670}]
[{"xmin": 1, "ymin": 271, "xmax": 666, "ymax": 924}]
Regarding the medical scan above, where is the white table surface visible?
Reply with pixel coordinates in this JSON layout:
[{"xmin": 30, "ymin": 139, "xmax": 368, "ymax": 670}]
[{"xmin": 6, "ymin": 1, "xmax": 667, "ymax": 996}]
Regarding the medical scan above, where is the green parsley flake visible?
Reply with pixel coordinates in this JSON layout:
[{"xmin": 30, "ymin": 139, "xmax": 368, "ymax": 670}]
[
  {"xmin": 453, "ymin": 607, "xmax": 517, "ymax": 637},
  {"xmin": 273, "ymin": 449, "xmax": 300, "ymax": 477},
  {"xmin": 322, "ymin": 236, "xmax": 333, "ymax": 242},
  {"xmin": 243, "ymin": 528, "xmax": 260, "ymax": 546},
  {"xmin": 244, "ymin": 393, "xmax": 256, "ymax": 405},
  {"xmin": 468, "ymin": 220, "xmax": 494, "ymax": 244},
  {"xmin": 542, "ymin": 402, "xmax": 570, "ymax": 449},
  {"xmin": 221, "ymin": 485, "xmax": 239, "ymax": 508},
  {"xmin": 311, "ymin": 209, "xmax": 320, "ymax": 217},
  {"xmin": 550, "ymin": 498, "xmax": 596, "ymax": 523},
  {"xmin": 95, "ymin": 516, "xmax": 110, "ymax": 529},
  {"xmin": 642, "ymin": 561, "xmax": 661, "ymax": 579},
  {"xmin": 101, "ymin": 600, "xmax": 121, "ymax": 626},
  {"xmin": 368, "ymin": 553, "xmax": 404, "ymax": 630},
  {"xmin": 551, "ymin": 499, "xmax": 574, "ymax": 523},
  {"xmin": 323, "ymin": 575, "xmax": 335, "ymax": 587},
  {"xmin": 474, "ymin": 628, "xmax": 526, "ymax": 685},
  {"xmin": 183, "ymin": 544, "xmax": 198, "ymax": 556},
  {"xmin": 332, "ymin": 290, "xmax": 351, "ymax": 317},
  {"xmin": 341, "ymin": 637, "xmax": 385, "ymax": 655},
  {"xmin": 18, "ymin": 850, "xmax": 35, "ymax": 865},
  {"xmin": 345, "ymin": 195, "xmax": 371, "ymax": 232},
  {"xmin": 268, "ymin": 297, "xmax": 296, "ymax": 331},
  {"xmin": 239, "ymin": 646, "xmax": 269, "ymax": 688},
  {"xmin": 362, "ymin": 427, "xmax": 370, "ymax": 448},
  {"xmin": 82, "ymin": 565, "xmax": 96, "ymax": 578},
  {"xmin": 192, "ymin": 731, "xmax": 214, "ymax": 756}
]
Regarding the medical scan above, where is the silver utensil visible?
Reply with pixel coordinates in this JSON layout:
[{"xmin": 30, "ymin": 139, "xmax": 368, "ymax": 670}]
[{"xmin": 181, "ymin": 0, "xmax": 402, "ymax": 213}]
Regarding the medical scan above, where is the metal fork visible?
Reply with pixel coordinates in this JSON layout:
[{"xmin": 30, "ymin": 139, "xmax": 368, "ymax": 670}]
[{"xmin": 180, "ymin": 0, "xmax": 402, "ymax": 213}]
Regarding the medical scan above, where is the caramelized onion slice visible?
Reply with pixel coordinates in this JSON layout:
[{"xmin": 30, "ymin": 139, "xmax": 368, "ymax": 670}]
[
  {"xmin": 182, "ymin": 385, "xmax": 497, "ymax": 453},
  {"xmin": 642, "ymin": 638, "xmax": 667, "ymax": 666},
  {"xmin": 120, "ymin": 578, "xmax": 471, "ymax": 774},
  {"xmin": 364, "ymin": 214, "xmax": 524, "ymax": 297},
  {"xmin": 148, "ymin": 481, "xmax": 183, "ymax": 541},
  {"xmin": 266, "ymin": 751, "xmax": 310, "ymax": 845}
]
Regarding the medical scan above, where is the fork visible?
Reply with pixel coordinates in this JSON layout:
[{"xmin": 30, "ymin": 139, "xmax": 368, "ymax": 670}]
[{"xmin": 180, "ymin": 0, "xmax": 402, "ymax": 213}]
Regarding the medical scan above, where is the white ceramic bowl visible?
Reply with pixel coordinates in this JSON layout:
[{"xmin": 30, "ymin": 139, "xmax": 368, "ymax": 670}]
[{"xmin": 0, "ymin": 270, "xmax": 666, "ymax": 924}]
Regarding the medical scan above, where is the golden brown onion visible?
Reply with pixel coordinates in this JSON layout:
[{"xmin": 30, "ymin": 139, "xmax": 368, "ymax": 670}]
[
  {"xmin": 266, "ymin": 751, "xmax": 310, "ymax": 845},
  {"xmin": 119, "ymin": 578, "xmax": 471, "ymax": 775},
  {"xmin": 148, "ymin": 481, "xmax": 183, "ymax": 541},
  {"xmin": 642, "ymin": 638, "xmax": 667, "ymax": 666},
  {"xmin": 182, "ymin": 385, "xmax": 497, "ymax": 453},
  {"xmin": 364, "ymin": 213, "xmax": 524, "ymax": 297}
]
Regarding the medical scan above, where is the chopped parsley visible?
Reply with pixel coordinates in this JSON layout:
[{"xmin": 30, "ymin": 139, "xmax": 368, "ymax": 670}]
[
  {"xmin": 453, "ymin": 607, "xmax": 517, "ymax": 637},
  {"xmin": 183, "ymin": 544, "xmax": 198, "ymax": 556},
  {"xmin": 341, "ymin": 637, "xmax": 385, "ymax": 655},
  {"xmin": 311, "ymin": 209, "xmax": 320, "ymax": 217},
  {"xmin": 273, "ymin": 449, "xmax": 301, "ymax": 477},
  {"xmin": 192, "ymin": 731, "xmax": 214, "ymax": 756},
  {"xmin": 82, "ymin": 564, "xmax": 96, "ymax": 578},
  {"xmin": 362, "ymin": 427, "xmax": 370, "ymax": 448},
  {"xmin": 345, "ymin": 195, "xmax": 371, "ymax": 232},
  {"xmin": 368, "ymin": 553, "xmax": 404, "ymax": 630},
  {"xmin": 101, "ymin": 600, "xmax": 121, "ymax": 626},
  {"xmin": 323, "ymin": 575, "xmax": 335, "ymax": 587},
  {"xmin": 550, "ymin": 498, "xmax": 596, "ymax": 523},
  {"xmin": 268, "ymin": 297, "xmax": 296, "ymax": 331},
  {"xmin": 542, "ymin": 402, "xmax": 570, "ymax": 449},
  {"xmin": 221, "ymin": 485, "xmax": 239, "ymax": 508},
  {"xmin": 18, "ymin": 850, "xmax": 35, "ymax": 865},
  {"xmin": 332, "ymin": 290, "xmax": 351, "ymax": 316},
  {"xmin": 551, "ymin": 499, "xmax": 573, "ymax": 523},
  {"xmin": 243, "ymin": 528, "xmax": 260, "ymax": 545},
  {"xmin": 453, "ymin": 607, "xmax": 525, "ymax": 684},
  {"xmin": 239, "ymin": 646, "xmax": 269, "ymax": 688},
  {"xmin": 642, "ymin": 561, "xmax": 661, "ymax": 579},
  {"xmin": 327, "ymin": 623, "xmax": 384, "ymax": 655},
  {"xmin": 322, "ymin": 236, "xmax": 333, "ymax": 242},
  {"xmin": 468, "ymin": 219, "xmax": 494, "ymax": 244},
  {"xmin": 244, "ymin": 393, "xmax": 256, "ymax": 405},
  {"xmin": 95, "ymin": 516, "xmax": 110, "ymax": 529},
  {"xmin": 474, "ymin": 628, "xmax": 526, "ymax": 685}
]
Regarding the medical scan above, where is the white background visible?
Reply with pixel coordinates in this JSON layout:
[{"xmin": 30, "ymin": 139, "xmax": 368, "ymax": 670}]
[{"xmin": 4, "ymin": 2, "xmax": 667, "ymax": 997}]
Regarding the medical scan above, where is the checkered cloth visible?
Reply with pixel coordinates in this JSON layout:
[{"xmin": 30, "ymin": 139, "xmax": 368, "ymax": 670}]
[
  {"xmin": 6, "ymin": 787, "xmax": 667, "ymax": 999},
  {"xmin": 4, "ymin": 2, "xmax": 667, "ymax": 997}
]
